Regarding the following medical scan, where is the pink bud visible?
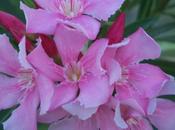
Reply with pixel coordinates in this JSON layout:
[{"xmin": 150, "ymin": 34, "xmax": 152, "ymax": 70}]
[
  {"xmin": 107, "ymin": 12, "xmax": 126, "ymax": 44},
  {"xmin": 0, "ymin": 11, "xmax": 33, "ymax": 51},
  {"xmin": 40, "ymin": 34, "xmax": 58, "ymax": 58}
]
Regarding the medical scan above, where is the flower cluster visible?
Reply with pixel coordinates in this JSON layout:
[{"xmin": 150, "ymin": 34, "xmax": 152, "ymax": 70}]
[{"xmin": 0, "ymin": 0, "xmax": 175, "ymax": 130}]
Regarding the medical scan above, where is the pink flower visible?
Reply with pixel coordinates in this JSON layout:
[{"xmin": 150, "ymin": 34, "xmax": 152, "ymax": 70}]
[
  {"xmin": 27, "ymin": 25, "xmax": 111, "ymax": 113},
  {"xmin": 147, "ymin": 79, "xmax": 175, "ymax": 130},
  {"xmin": 0, "ymin": 35, "xmax": 56, "ymax": 130},
  {"xmin": 40, "ymin": 101, "xmax": 119, "ymax": 130},
  {"xmin": 148, "ymin": 99, "xmax": 175, "ymax": 130},
  {"xmin": 20, "ymin": 0, "xmax": 125, "ymax": 39},
  {"xmin": 103, "ymin": 28, "xmax": 169, "ymax": 112},
  {"xmin": 114, "ymin": 99, "xmax": 153, "ymax": 130}
]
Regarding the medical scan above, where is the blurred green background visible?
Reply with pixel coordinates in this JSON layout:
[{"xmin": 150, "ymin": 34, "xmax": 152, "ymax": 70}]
[{"xmin": 0, "ymin": 0, "xmax": 175, "ymax": 130}]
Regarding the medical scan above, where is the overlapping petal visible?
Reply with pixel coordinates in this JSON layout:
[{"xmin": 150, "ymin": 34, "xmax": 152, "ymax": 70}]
[
  {"xmin": 54, "ymin": 24, "xmax": 88, "ymax": 65},
  {"xmin": 3, "ymin": 91, "xmax": 39, "ymax": 130},
  {"xmin": 0, "ymin": 34, "xmax": 20, "ymax": 76},
  {"xmin": 115, "ymin": 28, "xmax": 161, "ymax": 66},
  {"xmin": 27, "ymin": 41, "xmax": 64, "ymax": 81},
  {"xmin": 85, "ymin": 0, "xmax": 125, "ymax": 21}
]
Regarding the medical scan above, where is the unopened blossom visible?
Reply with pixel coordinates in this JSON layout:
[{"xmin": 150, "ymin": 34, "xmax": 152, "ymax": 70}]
[
  {"xmin": 0, "ymin": 34, "xmax": 55, "ymax": 130},
  {"xmin": 20, "ymin": 0, "xmax": 125, "ymax": 39},
  {"xmin": 27, "ymin": 25, "xmax": 111, "ymax": 118}
]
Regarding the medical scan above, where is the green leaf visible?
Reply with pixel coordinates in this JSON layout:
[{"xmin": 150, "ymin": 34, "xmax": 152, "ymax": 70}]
[
  {"xmin": 125, "ymin": 16, "xmax": 158, "ymax": 36},
  {"xmin": 149, "ymin": 22, "xmax": 175, "ymax": 38},
  {"xmin": 22, "ymin": 0, "xmax": 36, "ymax": 8},
  {"xmin": 38, "ymin": 123, "xmax": 49, "ymax": 130}
]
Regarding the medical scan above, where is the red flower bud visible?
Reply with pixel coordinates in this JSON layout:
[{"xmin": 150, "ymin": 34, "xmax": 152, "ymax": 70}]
[{"xmin": 107, "ymin": 12, "xmax": 126, "ymax": 44}]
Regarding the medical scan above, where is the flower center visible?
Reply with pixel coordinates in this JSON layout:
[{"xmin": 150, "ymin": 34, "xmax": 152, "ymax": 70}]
[
  {"xmin": 117, "ymin": 67, "xmax": 129, "ymax": 85},
  {"xmin": 17, "ymin": 68, "xmax": 35, "ymax": 91},
  {"xmin": 56, "ymin": 0, "xmax": 84, "ymax": 18},
  {"xmin": 126, "ymin": 118, "xmax": 138, "ymax": 126},
  {"xmin": 65, "ymin": 62, "xmax": 83, "ymax": 82}
]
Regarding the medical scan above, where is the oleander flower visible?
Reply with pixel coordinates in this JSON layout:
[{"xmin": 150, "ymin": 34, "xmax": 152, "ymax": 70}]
[
  {"xmin": 38, "ymin": 98, "xmax": 120, "ymax": 130},
  {"xmin": 103, "ymin": 28, "xmax": 169, "ymax": 112},
  {"xmin": 27, "ymin": 25, "xmax": 111, "ymax": 116},
  {"xmin": 20, "ymin": 0, "xmax": 125, "ymax": 39},
  {"xmin": 0, "ymin": 35, "xmax": 56, "ymax": 130}
]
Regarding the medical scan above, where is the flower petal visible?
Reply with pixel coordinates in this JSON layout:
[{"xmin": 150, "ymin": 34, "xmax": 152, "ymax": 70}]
[
  {"xmin": 78, "ymin": 75, "xmax": 110, "ymax": 108},
  {"xmin": 34, "ymin": 0, "xmax": 58, "ymax": 11},
  {"xmin": 0, "ymin": 34, "xmax": 20, "ymax": 76},
  {"xmin": 0, "ymin": 75, "xmax": 20, "ymax": 110},
  {"xmin": 3, "ymin": 91, "xmax": 39, "ymax": 130},
  {"xmin": 27, "ymin": 41, "xmax": 64, "ymax": 81},
  {"xmin": 49, "ymin": 117, "xmax": 97, "ymax": 130},
  {"xmin": 104, "ymin": 59, "xmax": 121, "ymax": 85},
  {"xmin": 149, "ymin": 99, "xmax": 175, "ymax": 130},
  {"xmin": 67, "ymin": 15, "xmax": 100, "ymax": 40},
  {"xmin": 84, "ymin": 0, "xmax": 125, "ymax": 21},
  {"xmin": 50, "ymin": 82, "xmax": 78, "ymax": 110},
  {"xmin": 38, "ymin": 107, "xmax": 69, "ymax": 123},
  {"xmin": 159, "ymin": 79, "xmax": 175, "ymax": 96},
  {"xmin": 128, "ymin": 64, "xmax": 169, "ymax": 98},
  {"xmin": 96, "ymin": 106, "xmax": 119, "ymax": 130},
  {"xmin": 54, "ymin": 24, "xmax": 87, "ymax": 65},
  {"xmin": 114, "ymin": 102, "xmax": 128, "ymax": 129},
  {"xmin": 37, "ymin": 74, "xmax": 54, "ymax": 115},
  {"xmin": 18, "ymin": 37, "xmax": 33, "ymax": 69},
  {"xmin": 63, "ymin": 102, "xmax": 98, "ymax": 120},
  {"xmin": 20, "ymin": 3, "xmax": 59, "ymax": 34},
  {"xmin": 80, "ymin": 39, "xmax": 108, "ymax": 75},
  {"xmin": 115, "ymin": 28, "xmax": 161, "ymax": 65}
]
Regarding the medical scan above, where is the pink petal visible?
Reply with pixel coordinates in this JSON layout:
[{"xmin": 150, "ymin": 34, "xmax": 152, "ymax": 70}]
[
  {"xmin": 50, "ymin": 82, "xmax": 78, "ymax": 110},
  {"xmin": 147, "ymin": 98, "xmax": 157, "ymax": 115},
  {"xmin": 78, "ymin": 75, "xmax": 110, "ymax": 108},
  {"xmin": 80, "ymin": 39, "xmax": 108, "ymax": 75},
  {"xmin": 96, "ymin": 106, "xmax": 119, "ymax": 130},
  {"xmin": 36, "ymin": 74, "xmax": 54, "ymax": 115},
  {"xmin": 115, "ymin": 28, "xmax": 161, "ymax": 66},
  {"xmin": 54, "ymin": 24, "xmax": 87, "ymax": 65},
  {"xmin": 0, "ymin": 34, "xmax": 20, "ymax": 76},
  {"xmin": 0, "ymin": 75, "xmax": 20, "ymax": 110},
  {"xmin": 3, "ymin": 91, "xmax": 39, "ymax": 130},
  {"xmin": 149, "ymin": 99, "xmax": 175, "ymax": 130},
  {"xmin": 114, "ymin": 102, "xmax": 128, "ymax": 129},
  {"xmin": 20, "ymin": 2, "xmax": 59, "ymax": 34},
  {"xmin": 159, "ymin": 79, "xmax": 175, "ymax": 96},
  {"xmin": 101, "ymin": 38, "xmax": 129, "ymax": 66},
  {"xmin": 49, "ymin": 117, "xmax": 97, "ymax": 130},
  {"xmin": 136, "ymin": 119, "xmax": 153, "ymax": 130},
  {"xmin": 84, "ymin": 0, "xmax": 125, "ymax": 21},
  {"xmin": 67, "ymin": 15, "xmax": 100, "ymax": 40},
  {"xmin": 34, "ymin": 0, "xmax": 58, "ymax": 11},
  {"xmin": 18, "ymin": 37, "xmax": 33, "ymax": 69},
  {"xmin": 38, "ymin": 107, "xmax": 69, "ymax": 123},
  {"xmin": 128, "ymin": 64, "xmax": 169, "ymax": 98},
  {"xmin": 27, "ymin": 41, "xmax": 64, "ymax": 81},
  {"xmin": 104, "ymin": 59, "xmax": 121, "ymax": 85},
  {"xmin": 63, "ymin": 102, "xmax": 98, "ymax": 120},
  {"xmin": 115, "ymin": 85, "xmax": 151, "ymax": 114}
]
